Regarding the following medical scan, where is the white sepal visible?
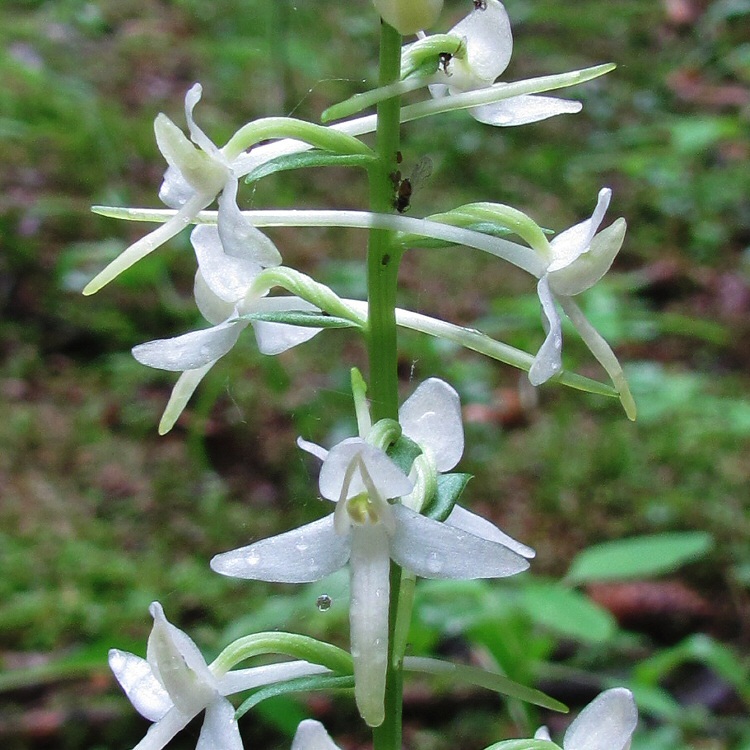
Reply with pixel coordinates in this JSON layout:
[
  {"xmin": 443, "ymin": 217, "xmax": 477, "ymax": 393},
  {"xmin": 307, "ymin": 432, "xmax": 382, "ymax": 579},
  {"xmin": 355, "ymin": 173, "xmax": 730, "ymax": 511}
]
[
  {"xmin": 108, "ymin": 650, "xmax": 172, "ymax": 722},
  {"xmin": 291, "ymin": 720, "xmax": 343, "ymax": 750},
  {"xmin": 445, "ymin": 504, "xmax": 535, "ymax": 559},
  {"xmin": 529, "ymin": 275, "xmax": 563, "ymax": 386},
  {"xmin": 563, "ymin": 688, "xmax": 638, "ymax": 750}
]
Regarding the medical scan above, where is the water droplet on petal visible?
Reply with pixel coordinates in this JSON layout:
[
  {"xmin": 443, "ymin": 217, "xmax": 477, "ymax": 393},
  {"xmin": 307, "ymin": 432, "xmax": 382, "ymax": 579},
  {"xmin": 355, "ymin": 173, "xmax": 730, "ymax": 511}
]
[
  {"xmin": 247, "ymin": 550, "xmax": 260, "ymax": 566},
  {"xmin": 316, "ymin": 594, "xmax": 332, "ymax": 612}
]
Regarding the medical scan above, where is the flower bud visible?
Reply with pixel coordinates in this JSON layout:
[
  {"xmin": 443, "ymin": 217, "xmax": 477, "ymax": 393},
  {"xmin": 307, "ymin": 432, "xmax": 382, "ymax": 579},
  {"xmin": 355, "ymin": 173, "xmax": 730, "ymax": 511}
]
[{"xmin": 372, "ymin": 0, "xmax": 443, "ymax": 35}]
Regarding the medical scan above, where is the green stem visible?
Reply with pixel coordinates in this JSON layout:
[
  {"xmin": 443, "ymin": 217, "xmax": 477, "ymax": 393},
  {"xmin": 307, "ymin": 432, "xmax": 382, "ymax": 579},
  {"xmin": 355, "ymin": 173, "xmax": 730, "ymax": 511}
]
[{"xmin": 367, "ymin": 19, "xmax": 403, "ymax": 750}]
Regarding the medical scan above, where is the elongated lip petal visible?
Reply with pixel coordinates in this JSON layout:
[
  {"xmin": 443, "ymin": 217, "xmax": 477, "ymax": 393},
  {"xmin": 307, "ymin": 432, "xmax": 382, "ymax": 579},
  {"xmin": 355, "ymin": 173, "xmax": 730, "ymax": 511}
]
[
  {"xmin": 132, "ymin": 318, "xmax": 244, "ymax": 372},
  {"xmin": 108, "ymin": 649, "xmax": 173, "ymax": 722},
  {"xmin": 157, "ymin": 362, "xmax": 216, "ymax": 436},
  {"xmin": 210, "ymin": 514, "xmax": 350, "ymax": 583},
  {"xmin": 196, "ymin": 697, "xmax": 243, "ymax": 750},
  {"xmin": 319, "ymin": 439, "xmax": 412, "ymax": 502},
  {"xmin": 399, "ymin": 378, "xmax": 464, "ymax": 472},
  {"xmin": 469, "ymin": 94, "xmax": 582, "ymax": 127},
  {"xmin": 292, "ymin": 719, "xmax": 343, "ymax": 750},
  {"xmin": 563, "ymin": 688, "xmax": 637, "ymax": 750},
  {"xmin": 446, "ymin": 505, "xmax": 535, "ymax": 559},
  {"xmin": 129, "ymin": 706, "xmax": 194, "ymax": 750},
  {"xmin": 529, "ymin": 275, "xmax": 563, "ymax": 386},
  {"xmin": 389, "ymin": 504, "xmax": 529, "ymax": 579},
  {"xmin": 348, "ymin": 524, "xmax": 391, "ymax": 727}
]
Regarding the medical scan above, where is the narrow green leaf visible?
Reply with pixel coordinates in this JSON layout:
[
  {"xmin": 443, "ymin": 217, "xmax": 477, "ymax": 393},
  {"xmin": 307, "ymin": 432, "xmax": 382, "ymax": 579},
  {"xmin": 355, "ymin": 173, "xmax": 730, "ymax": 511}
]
[
  {"xmin": 244, "ymin": 151, "xmax": 376, "ymax": 184},
  {"xmin": 424, "ymin": 473, "xmax": 473, "ymax": 522},
  {"xmin": 403, "ymin": 657, "xmax": 567, "ymax": 712},
  {"xmin": 566, "ymin": 532, "xmax": 713, "ymax": 584},
  {"xmin": 236, "ymin": 311, "xmax": 361, "ymax": 330},
  {"xmin": 484, "ymin": 741, "xmax": 560, "ymax": 750},
  {"xmin": 235, "ymin": 674, "xmax": 354, "ymax": 720},
  {"xmin": 518, "ymin": 581, "xmax": 617, "ymax": 643}
]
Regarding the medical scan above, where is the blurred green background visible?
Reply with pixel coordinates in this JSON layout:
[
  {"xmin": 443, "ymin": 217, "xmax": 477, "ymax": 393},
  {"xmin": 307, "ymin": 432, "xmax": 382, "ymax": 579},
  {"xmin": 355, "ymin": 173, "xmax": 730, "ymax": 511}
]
[{"xmin": 1, "ymin": 0, "xmax": 749, "ymax": 748}]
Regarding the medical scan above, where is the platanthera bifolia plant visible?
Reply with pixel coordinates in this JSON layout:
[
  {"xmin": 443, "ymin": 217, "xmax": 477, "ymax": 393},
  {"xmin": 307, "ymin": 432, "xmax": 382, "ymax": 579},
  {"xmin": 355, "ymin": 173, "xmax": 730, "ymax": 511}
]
[{"xmin": 87, "ymin": 2, "xmax": 639, "ymax": 749}]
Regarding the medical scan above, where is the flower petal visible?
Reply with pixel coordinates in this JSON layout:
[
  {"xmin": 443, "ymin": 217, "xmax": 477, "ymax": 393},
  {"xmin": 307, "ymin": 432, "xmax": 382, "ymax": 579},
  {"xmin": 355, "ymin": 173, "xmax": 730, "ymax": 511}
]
[
  {"xmin": 196, "ymin": 698, "xmax": 243, "ymax": 750},
  {"xmin": 549, "ymin": 218, "xmax": 626, "ymax": 297},
  {"xmin": 535, "ymin": 726, "xmax": 553, "ymax": 741},
  {"xmin": 446, "ymin": 505, "xmax": 535, "ymax": 559},
  {"xmin": 217, "ymin": 177, "xmax": 283, "ymax": 268},
  {"xmin": 319, "ymin": 439, "xmax": 412, "ymax": 502},
  {"xmin": 108, "ymin": 649, "xmax": 173, "ymax": 722},
  {"xmin": 146, "ymin": 602, "xmax": 217, "ymax": 714},
  {"xmin": 399, "ymin": 378, "xmax": 464, "ymax": 472},
  {"xmin": 132, "ymin": 319, "xmax": 244, "ymax": 372},
  {"xmin": 297, "ymin": 436, "xmax": 329, "ymax": 462},
  {"xmin": 130, "ymin": 706, "xmax": 193, "ymax": 750},
  {"xmin": 445, "ymin": 0, "xmax": 513, "ymax": 88},
  {"xmin": 210, "ymin": 514, "xmax": 351, "ymax": 583},
  {"xmin": 158, "ymin": 361, "xmax": 216, "ymax": 436},
  {"xmin": 184, "ymin": 83, "xmax": 221, "ymax": 158},
  {"xmin": 194, "ymin": 270, "xmax": 236, "ymax": 325},
  {"xmin": 192, "ymin": 224, "xmax": 263, "ymax": 304},
  {"xmin": 548, "ymin": 188, "xmax": 612, "ymax": 273},
  {"xmin": 159, "ymin": 166, "xmax": 193, "ymax": 209},
  {"xmin": 469, "ymin": 94, "xmax": 582, "ymax": 127},
  {"xmin": 292, "ymin": 720, "xmax": 343, "ymax": 750},
  {"xmin": 389, "ymin": 504, "xmax": 529, "ymax": 579},
  {"xmin": 349, "ymin": 524, "xmax": 391, "ymax": 727},
  {"xmin": 563, "ymin": 688, "xmax": 637, "ymax": 750},
  {"xmin": 529, "ymin": 275, "xmax": 563, "ymax": 386},
  {"xmin": 218, "ymin": 661, "xmax": 330, "ymax": 696},
  {"xmin": 248, "ymin": 294, "xmax": 323, "ymax": 354}
]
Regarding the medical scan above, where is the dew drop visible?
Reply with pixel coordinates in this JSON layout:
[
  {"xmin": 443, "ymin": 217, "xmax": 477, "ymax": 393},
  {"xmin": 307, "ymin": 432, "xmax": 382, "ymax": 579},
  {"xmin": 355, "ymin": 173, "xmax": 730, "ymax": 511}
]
[
  {"xmin": 316, "ymin": 594, "xmax": 332, "ymax": 612},
  {"xmin": 247, "ymin": 550, "xmax": 261, "ymax": 566}
]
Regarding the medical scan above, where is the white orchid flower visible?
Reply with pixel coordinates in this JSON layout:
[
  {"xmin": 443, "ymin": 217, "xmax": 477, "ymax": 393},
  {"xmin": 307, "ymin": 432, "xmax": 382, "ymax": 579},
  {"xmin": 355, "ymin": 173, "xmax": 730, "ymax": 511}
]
[
  {"xmin": 85, "ymin": 84, "xmax": 273, "ymax": 295},
  {"xmin": 132, "ymin": 224, "xmax": 321, "ymax": 434},
  {"xmin": 534, "ymin": 688, "xmax": 638, "ymax": 750},
  {"xmin": 291, "ymin": 720, "xmax": 342, "ymax": 750},
  {"xmin": 211, "ymin": 381, "xmax": 531, "ymax": 727},
  {"xmin": 528, "ymin": 188, "xmax": 635, "ymax": 419},
  {"xmin": 422, "ymin": 0, "xmax": 582, "ymax": 126},
  {"xmin": 109, "ymin": 602, "xmax": 329, "ymax": 750},
  {"xmin": 399, "ymin": 378, "xmax": 534, "ymax": 559}
]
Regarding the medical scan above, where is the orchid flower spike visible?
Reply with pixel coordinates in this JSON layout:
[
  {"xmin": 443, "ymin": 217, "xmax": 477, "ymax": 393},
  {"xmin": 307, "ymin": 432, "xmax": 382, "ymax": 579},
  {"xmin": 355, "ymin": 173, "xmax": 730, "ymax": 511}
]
[
  {"xmin": 534, "ymin": 688, "xmax": 638, "ymax": 750},
  {"xmin": 529, "ymin": 188, "xmax": 636, "ymax": 419},
  {"xmin": 211, "ymin": 379, "xmax": 531, "ymax": 727},
  {"xmin": 423, "ymin": 0, "xmax": 582, "ymax": 126},
  {"xmin": 131, "ymin": 224, "xmax": 321, "ymax": 434},
  {"xmin": 84, "ymin": 84, "xmax": 267, "ymax": 295},
  {"xmin": 109, "ymin": 602, "xmax": 329, "ymax": 750},
  {"xmin": 291, "ymin": 720, "xmax": 343, "ymax": 750}
]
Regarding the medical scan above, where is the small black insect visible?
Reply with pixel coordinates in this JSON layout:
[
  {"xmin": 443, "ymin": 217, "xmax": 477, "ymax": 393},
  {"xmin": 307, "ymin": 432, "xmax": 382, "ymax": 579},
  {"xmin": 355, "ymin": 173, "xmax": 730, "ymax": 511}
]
[
  {"xmin": 389, "ymin": 157, "xmax": 433, "ymax": 214},
  {"xmin": 438, "ymin": 51, "xmax": 452, "ymax": 74},
  {"xmin": 473, "ymin": 0, "xmax": 487, "ymax": 9}
]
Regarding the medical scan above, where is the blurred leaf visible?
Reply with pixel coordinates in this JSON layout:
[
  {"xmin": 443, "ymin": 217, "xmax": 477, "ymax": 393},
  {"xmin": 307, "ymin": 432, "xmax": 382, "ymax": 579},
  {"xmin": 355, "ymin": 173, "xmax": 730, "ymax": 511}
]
[
  {"xmin": 566, "ymin": 532, "xmax": 713, "ymax": 584},
  {"xmin": 518, "ymin": 581, "xmax": 617, "ymax": 643},
  {"xmin": 244, "ymin": 151, "xmax": 375, "ymax": 183}
]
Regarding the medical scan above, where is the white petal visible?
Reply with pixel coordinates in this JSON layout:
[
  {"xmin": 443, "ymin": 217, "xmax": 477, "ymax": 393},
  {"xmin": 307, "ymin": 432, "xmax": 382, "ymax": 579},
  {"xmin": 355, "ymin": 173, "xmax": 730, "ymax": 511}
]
[
  {"xmin": 548, "ymin": 188, "xmax": 612, "ymax": 273},
  {"xmin": 159, "ymin": 166, "xmax": 193, "ymax": 209},
  {"xmin": 217, "ymin": 178, "xmax": 283, "ymax": 268},
  {"xmin": 528, "ymin": 276, "xmax": 563, "ymax": 386},
  {"xmin": 108, "ymin": 650, "xmax": 173, "ymax": 722},
  {"xmin": 470, "ymin": 94, "xmax": 582, "ymax": 127},
  {"xmin": 158, "ymin": 362, "xmax": 216, "ymax": 436},
  {"xmin": 297, "ymin": 436, "xmax": 329, "ymax": 462},
  {"xmin": 446, "ymin": 505, "xmax": 535, "ymax": 559},
  {"xmin": 248, "ymin": 295, "xmax": 322, "ymax": 355},
  {"xmin": 319, "ymin": 439, "xmax": 412, "ymax": 502},
  {"xmin": 194, "ymin": 270, "xmax": 235, "ymax": 325},
  {"xmin": 218, "ymin": 661, "xmax": 330, "ymax": 696},
  {"xmin": 184, "ymin": 83, "xmax": 221, "ymax": 157},
  {"xmin": 292, "ymin": 720, "xmax": 343, "ymax": 750},
  {"xmin": 399, "ymin": 378, "xmax": 464, "ymax": 472},
  {"xmin": 192, "ymin": 224, "xmax": 262, "ymax": 304},
  {"xmin": 196, "ymin": 698, "xmax": 243, "ymax": 750},
  {"xmin": 210, "ymin": 514, "xmax": 351, "ymax": 583},
  {"xmin": 132, "ymin": 319, "xmax": 244, "ymax": 372},
  {"xmin": 389, "ymin": 504, "xmax": 529, "ymax": 579},
  {"xmin": 349, "ymin": 524, "xmax": 391, "ymax": 727},
  {"xmin": 130, "ymin": 707, "xmax": 194, "ymax": 750},
  {"xmin": 447, "ymin": 0, "xmax": 512, "ymax": 87},
  {"xmin": 563, "ymin": 688, "xmax": 637, "ymax": 750},
  {"xmin": 535, "ymin": 726, "xmax": 552, "ymax": 741},
  {"xmin": 83, "ymin": 192, "xmax": 211, "ymax": 295},
  {"xmin": 146, "ymin": 602, "xmax": 217, "ymax": 714},
  {"xmin": 549, "ymin": 218, "xmax": 626, "ymax": 297}
]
